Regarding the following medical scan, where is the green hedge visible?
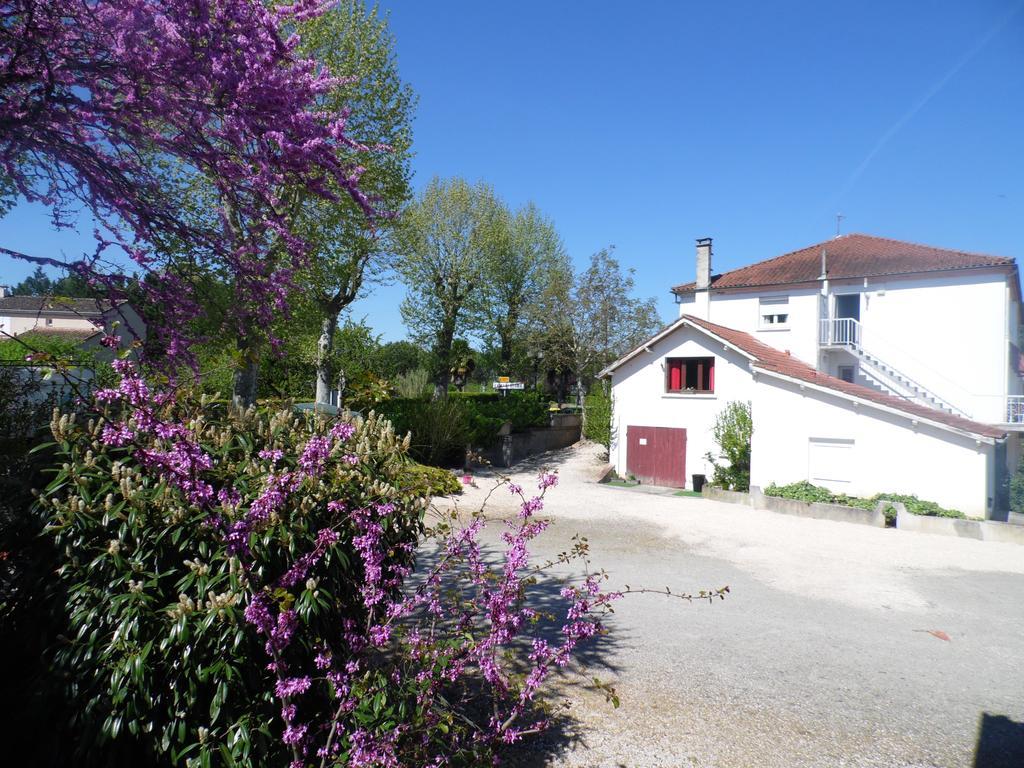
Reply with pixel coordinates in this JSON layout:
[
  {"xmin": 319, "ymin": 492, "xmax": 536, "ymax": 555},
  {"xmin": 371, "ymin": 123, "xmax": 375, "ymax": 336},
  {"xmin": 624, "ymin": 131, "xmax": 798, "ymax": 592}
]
[
  {"xmin": 449, "ymin": 391, "xmax": 550, "ymax": 431},
  {"xmin": 379, "ymin": 393, "xmax": 550, "ymax": 467},
  {"xmin": 763, "ymin": 481, "xmax": 966, "ymax": 525},
  {"xmin": 583, "ymin": 393, "xmax": 611, "ymax": 449}
]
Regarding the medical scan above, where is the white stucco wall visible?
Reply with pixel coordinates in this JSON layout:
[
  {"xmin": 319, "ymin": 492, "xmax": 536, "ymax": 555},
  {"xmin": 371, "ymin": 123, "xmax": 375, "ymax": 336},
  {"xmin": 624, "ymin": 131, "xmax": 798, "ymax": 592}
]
[
  {"xmin": 750, "ymin": 372, "xmax": 996, "ymax": 518},
  {"xmin": 609, "ymin": 325, "xmax": 758, "ymax": 487},
  {"xmin": 4, "ymin": 314, "xmax": 99, "ymax": 334},
  {"xmin": 695, "ymin": 287, "xmax": 822, "ymax": 367},
  {"xmin": 824, "ymin": 270, "xmax": 1010, "ymax": 423},
  {"xmin": 678, "ymin": 268, "xmax": 1019, "ymax": 424}
]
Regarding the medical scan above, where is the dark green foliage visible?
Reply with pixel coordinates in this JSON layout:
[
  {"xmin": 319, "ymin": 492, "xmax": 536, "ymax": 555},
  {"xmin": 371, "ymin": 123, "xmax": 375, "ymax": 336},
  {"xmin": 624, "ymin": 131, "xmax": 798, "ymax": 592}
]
[
  {"xmin": 0, "ymin": 370, "xmax": 68, "ymax": 764},
  {"xmin": 583, "ymin": 392, "xmax": 611, "ymax": 449},
  {"xmin": 378, "ymin": 398, "xmax": 475, "ymax": 467},
  {"xmin": 11, "ymin": 265, "xmax": 94, "ymax": 297},
  {"xmin": 379, "ymin": 392, "xmax": 550, "ymax": 467},
  {"xmin": 705, "ymin": 401, "xmax": 752, "ymax": 492},
  {"xmin": 1010, "ymin": 454, "xmax": 1024, "ymax": 512},
  {"xmin": 763, "ymin": 481, "xmax": 966, "ymax": 525},
  {"xmin": 0, "ymin": 330, "xmax": 99, "ymax": 363},
  {"xmin": 24, "ymin": 401, "xmax": 425, "ymax": 767},
  {"xmin": 396, "ymin": 462, "xmax": 463, "ymax": 497},
  {"xmin": 451, "ymin": 391, "xmax": 550, "ymax": 432},
  {"xmin": 375, "ymin": 340, "xmax": 430, "ymax": 379}
]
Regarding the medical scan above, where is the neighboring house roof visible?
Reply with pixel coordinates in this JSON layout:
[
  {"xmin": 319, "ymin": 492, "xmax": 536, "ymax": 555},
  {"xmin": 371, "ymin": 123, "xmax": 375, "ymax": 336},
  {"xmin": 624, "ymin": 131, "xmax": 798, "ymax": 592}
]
[
  {"xmin": 599, "ymin": 314, "xmax": 1006, "ymax": 441},
  {"xmin": 15, "ymin": 328, "xmax": 98, "ymax": 342},
  {"xmin": 0, "ymin": 295, "xmax": 111, "ymax": 316},
  {"xmin": 671, "ymin": 233, "xmax": 1016, "ymax": 294}
]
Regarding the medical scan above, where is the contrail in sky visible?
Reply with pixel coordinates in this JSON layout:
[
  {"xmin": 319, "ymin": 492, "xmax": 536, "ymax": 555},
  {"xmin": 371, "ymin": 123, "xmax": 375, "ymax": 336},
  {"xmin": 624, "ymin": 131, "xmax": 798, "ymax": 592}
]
[{"xmin": 833, "ymin": 1, "xmax": 1023, "ymax": 205}]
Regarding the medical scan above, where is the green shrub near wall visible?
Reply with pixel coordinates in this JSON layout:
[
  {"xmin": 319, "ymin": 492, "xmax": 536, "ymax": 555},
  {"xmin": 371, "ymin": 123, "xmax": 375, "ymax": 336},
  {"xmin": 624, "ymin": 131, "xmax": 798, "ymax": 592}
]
[
  {"xmin": 583, "ymin": 393, "xmax": 611, "ymax": 449},
  {"xmin": 379, "ymin": 393, "xmax": 550, "ymax": 467},
  {"xmin": 763, "ymin": 480, "xmax": 966, "ymax": 525}
]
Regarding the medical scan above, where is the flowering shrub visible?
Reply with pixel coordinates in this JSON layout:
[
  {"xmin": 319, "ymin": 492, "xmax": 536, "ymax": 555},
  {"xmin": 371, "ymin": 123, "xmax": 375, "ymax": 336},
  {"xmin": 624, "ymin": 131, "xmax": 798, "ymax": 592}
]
[{"xmin": 31, "ymin": 362, "xmax": 624, "ymax": 766}]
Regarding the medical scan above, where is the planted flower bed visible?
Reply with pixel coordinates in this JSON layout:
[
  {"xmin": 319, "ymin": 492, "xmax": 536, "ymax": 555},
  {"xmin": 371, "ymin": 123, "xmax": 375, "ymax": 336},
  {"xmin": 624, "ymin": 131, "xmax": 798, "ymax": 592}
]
[{"xmin": 762, "ymin": 481, "xmax": 965, "ymax": 526}]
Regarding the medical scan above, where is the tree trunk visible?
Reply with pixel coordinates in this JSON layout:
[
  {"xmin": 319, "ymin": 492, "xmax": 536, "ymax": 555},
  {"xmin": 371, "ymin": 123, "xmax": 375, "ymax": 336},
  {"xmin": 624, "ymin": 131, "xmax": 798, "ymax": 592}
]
[
  {"xmin": 432, "ymin": 319, "xmax": 456, "ymax": 401},
  {"xmin": 499, "ymin": 331, "xmax": 513, "ymax": 368},
  {"xmin": 232, "ymin": 334, "xmax": 259, "ymax": 411},
  {"xmin": 576, "ymin": 374, "xmax": 587, "ymax": 431},
  {"xmin": 315, "ymin": 311, "xmax": 339, "ymax": 406}
]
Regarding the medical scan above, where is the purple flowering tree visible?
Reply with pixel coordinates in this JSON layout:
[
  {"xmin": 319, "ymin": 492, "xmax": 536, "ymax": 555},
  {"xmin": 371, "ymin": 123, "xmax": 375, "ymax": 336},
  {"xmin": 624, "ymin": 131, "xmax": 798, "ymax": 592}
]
[
  {"xmin": 2, "ymin": 3, "xmax": 728, "ymax": 765},
  {"xmin": 1, "ymin": 0, "xmax": 376, "ymax": 403}
]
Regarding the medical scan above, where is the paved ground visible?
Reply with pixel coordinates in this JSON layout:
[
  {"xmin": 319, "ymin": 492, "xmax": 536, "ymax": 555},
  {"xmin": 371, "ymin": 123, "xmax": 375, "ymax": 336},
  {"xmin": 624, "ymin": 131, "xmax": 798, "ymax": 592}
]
[{"xmin": 434, "ymin": 443, "xmax": 1024, "ymax": 768}]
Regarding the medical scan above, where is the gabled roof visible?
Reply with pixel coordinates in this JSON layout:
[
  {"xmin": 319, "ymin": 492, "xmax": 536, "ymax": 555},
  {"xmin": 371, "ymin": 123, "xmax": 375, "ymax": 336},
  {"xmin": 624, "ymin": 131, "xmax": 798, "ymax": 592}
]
[
  {"xmin": 0, "ymin": 295, "xmax": 110, "ymax": 315},
  {"xmin": 671, "ymin": 234, "xmax": 1015, "ymax": 294},
  {"xmin": 600, "ymin": 314, "xmax": 1006, "ymax": 441}
]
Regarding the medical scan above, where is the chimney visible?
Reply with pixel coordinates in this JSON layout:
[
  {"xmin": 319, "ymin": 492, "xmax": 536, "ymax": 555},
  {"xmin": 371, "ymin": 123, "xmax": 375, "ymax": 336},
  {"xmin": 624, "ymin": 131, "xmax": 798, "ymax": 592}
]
[{"xmin": 695, "ymin": 237, "xmax": 712, "ymax": 290}]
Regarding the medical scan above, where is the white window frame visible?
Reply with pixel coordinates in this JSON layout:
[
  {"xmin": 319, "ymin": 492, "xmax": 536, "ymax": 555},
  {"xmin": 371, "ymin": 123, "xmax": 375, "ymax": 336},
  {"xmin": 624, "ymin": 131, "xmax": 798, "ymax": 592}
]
[{"xmin": 758, "ymin": 296, "xmax": 790, "ymax": 330}]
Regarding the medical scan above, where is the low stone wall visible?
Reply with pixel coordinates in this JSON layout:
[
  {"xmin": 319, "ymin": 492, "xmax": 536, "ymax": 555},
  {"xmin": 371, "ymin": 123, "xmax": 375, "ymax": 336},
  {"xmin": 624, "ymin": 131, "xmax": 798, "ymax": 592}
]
[
  {"xmin": 702, "ymin": 485, "xmax": 885, "ymax": 527},
  {"xmin": 702, "ymin": 486, "xmax": 752, "ymax": 506},
  {"xmin": 757, "ymin": 493, "xmax": 885, "ymax": 527},
  {"xmin": 896, "ymin": 510, "xmax": 1024, "ymax": 545},
  {"xmin": 480, "ymin": 415, "xmax": 582, "ymax": 468}
]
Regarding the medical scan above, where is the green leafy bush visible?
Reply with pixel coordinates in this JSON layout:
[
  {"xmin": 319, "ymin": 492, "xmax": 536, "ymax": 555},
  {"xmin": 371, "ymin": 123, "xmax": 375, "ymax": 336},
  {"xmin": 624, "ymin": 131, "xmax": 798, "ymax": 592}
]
[
  {"xmin": 396, "ymin": 462, "xmax": 463, "ymax": 497},
  {"xmin": 451, "ymin": 391, "xmax": 550, "ymax": 431},
  {"xmin": 394, "ymin": 367, "xmax": 431, "ymax": 399},
  {"xmin": 379, "ymin": 393, "xmax": 550, "ymax": 467},
  {"xmin": 763, "ymin": 481, "xmax": 965, "ymax": 526},
  {"xmin": 29, "ymin": 401, "xmax": 425, "ymax": 766},
  {"xmin": 377, "ymin": 398, "xmax": 475, "ymax": 467},
  {"xmin": 583, "ymin": 392, "xmax": 611, "ymax": 449},
  {"xmin": 1010, "ymin": 454, "xmax": 1024, "ymax": 512},
  {"xmin": 0, "ymin": 367, "xmax": 64, "ymax": 763},
  {"xmin": 705, "ymin": 401, "xmax": 752, "ymax": 491}
]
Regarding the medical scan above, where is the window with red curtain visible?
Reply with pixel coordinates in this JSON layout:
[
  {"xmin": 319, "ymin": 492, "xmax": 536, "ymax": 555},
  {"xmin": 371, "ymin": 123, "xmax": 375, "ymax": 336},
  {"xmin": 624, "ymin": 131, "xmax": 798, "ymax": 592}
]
[{"xmin": 665, "ymin": 357, "xmax": 714, "ymax": 392}]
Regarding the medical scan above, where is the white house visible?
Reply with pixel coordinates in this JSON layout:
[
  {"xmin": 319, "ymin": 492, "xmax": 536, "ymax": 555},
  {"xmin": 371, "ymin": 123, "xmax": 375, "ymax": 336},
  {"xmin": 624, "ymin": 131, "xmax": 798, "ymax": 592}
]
[
  {"xmin": 0, "ymin": 291, "xmax": 145, "ymax": 352},
  {"xmin": 600, "ymin": 234, "xmax": 1020, "ymax": 520}
]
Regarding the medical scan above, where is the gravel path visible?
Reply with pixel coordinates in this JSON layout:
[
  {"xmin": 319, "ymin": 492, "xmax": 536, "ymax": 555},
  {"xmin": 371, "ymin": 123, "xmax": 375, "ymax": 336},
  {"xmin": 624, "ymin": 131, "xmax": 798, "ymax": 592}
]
[{"xmin": 434, "ymin": 443, "xmax": 1024, "ymax": 767}]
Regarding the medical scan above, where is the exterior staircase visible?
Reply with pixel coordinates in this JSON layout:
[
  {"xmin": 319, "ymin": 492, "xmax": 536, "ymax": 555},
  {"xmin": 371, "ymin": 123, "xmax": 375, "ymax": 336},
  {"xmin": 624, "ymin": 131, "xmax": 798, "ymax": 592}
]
[{"xmin": 819, "ymin": 318, "xmax": 969, "ymax": 418}]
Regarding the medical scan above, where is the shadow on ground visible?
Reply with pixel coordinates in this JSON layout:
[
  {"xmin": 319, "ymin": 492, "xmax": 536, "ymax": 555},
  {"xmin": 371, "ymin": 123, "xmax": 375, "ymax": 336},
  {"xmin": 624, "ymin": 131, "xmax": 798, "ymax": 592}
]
[
  {"xmin": 974, "ymin": 712, "xmax": 1024, "ymax": 768},
  {"xmin": 413, "ymin": 528, "xmax": 627, "ymax": 767}
]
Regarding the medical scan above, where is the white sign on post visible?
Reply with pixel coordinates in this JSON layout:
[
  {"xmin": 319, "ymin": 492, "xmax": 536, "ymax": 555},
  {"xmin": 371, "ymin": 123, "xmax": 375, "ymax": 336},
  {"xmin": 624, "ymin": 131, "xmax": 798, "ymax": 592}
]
[{"xmin": 492, "ymin": 381, "xmax": 525, "ymax": 391}]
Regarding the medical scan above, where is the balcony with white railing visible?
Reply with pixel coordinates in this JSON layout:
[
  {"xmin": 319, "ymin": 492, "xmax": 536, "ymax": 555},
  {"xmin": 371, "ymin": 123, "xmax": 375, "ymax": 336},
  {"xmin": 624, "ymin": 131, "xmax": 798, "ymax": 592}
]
[
  {"xmin": 1006, "ymin": 396, "xmax": 1024, "ymax": 425},
  {"xmin": 819, "ymin": 317, "xmax": 861, "ymax": 349}
]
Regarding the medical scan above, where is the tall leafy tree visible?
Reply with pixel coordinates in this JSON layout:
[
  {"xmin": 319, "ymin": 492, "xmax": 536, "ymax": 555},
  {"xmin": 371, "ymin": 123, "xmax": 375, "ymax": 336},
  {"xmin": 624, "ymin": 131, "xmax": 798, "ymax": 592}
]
[
  {"xmin": 287, "ymin": 1, "xmax": 415, "ymax": 405},
  {"xmin": 533, "ymin": 247, "xmax": 662, "ymax": 407},
  {"xmin": 474, "ymin": 202, "xmax": 570, "ymax": 371},
  {"xmin": 11, "ymin": 266, "xmax": 92, "ymax": 297},
  {"xmin": 394, "ymin": 177, "xmax": 503, "ymax": 399},
  {"xmin": 1, "ymin": 0, "xmax": 376, "ymax": 393}
]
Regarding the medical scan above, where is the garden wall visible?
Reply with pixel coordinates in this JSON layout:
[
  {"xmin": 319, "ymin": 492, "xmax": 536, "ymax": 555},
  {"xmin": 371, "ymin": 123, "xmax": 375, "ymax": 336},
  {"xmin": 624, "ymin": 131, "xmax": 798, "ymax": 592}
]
[
  {"xmin": 895, "ymin": 510, "xmax": 1024, "ymax": 545},
  {"xmin": 702, "ymin": 485, "xmax": 886, "ymax": 527},
  {"xmin": 702, "ymin": 485, "xmax": 1024, "ymax": 543},
  {"xmin": 480, "ymin": 415, "xmax": 582, "ymax": 468}
]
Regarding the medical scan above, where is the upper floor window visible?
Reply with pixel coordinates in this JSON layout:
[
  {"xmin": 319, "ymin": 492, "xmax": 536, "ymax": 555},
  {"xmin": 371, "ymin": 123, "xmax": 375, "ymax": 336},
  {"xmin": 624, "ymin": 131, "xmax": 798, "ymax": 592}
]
[
  {"xmin": 666, "ymin": 357, "xmax": 714, "ymax": 393},
  {"xmin": 759, "ymin": 297, "xmax": 789, "ymax": 329}
]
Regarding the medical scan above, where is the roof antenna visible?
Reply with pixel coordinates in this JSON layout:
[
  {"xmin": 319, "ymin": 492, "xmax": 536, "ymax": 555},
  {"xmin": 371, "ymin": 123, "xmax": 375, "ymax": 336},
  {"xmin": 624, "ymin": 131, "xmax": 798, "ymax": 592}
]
[{"xmin": 835, "ymin": 212, "xmax": 845, "ymax": 238}]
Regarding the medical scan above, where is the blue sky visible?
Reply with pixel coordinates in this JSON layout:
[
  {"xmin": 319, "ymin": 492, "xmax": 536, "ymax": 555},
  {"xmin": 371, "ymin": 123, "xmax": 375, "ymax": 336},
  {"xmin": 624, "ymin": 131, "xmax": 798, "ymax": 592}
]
[{"xmin": 2, "ymin": 0, "xmax": 1022, "ymax": 341}]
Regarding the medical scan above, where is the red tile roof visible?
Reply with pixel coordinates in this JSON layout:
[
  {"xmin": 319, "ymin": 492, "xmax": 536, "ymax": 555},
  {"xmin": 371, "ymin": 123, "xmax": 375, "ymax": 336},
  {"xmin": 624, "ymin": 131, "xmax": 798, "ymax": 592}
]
[
  {"xmin": 681, "ymin": 315, "xmax": 1006, "ymax": 439},
  {"xmin": 672, "ymin": 234, "xmax": 1015, "ymax": 294}
]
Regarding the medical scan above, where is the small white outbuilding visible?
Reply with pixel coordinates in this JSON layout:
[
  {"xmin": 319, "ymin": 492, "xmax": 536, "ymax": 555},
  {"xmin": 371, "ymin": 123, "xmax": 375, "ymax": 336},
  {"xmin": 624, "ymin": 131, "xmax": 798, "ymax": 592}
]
[{"xmin": 600, "ymin": 314, "xmax": 1006, "ymax": 519}]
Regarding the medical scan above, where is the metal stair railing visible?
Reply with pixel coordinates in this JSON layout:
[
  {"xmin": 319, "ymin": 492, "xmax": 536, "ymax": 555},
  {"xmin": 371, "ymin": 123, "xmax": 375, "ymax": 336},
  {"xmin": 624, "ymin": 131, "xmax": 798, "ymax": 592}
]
[{"xmin": 818, "ymin": 317, "xmax": 968, "ymax": 418}]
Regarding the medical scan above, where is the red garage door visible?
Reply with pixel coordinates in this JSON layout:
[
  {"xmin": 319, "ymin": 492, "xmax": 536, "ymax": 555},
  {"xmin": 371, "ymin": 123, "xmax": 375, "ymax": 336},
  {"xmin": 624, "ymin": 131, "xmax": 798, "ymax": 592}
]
[{"xmin": 626, "ymin": 426, "xmax": 687, "ymax": 487}]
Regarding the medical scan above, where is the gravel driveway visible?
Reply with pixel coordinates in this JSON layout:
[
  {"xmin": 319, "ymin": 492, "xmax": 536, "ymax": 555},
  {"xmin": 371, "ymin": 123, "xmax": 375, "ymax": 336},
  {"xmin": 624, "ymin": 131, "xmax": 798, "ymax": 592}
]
[{"xmin": 434, "ymin": 443, "xmax": 1024, "ymax": 768}]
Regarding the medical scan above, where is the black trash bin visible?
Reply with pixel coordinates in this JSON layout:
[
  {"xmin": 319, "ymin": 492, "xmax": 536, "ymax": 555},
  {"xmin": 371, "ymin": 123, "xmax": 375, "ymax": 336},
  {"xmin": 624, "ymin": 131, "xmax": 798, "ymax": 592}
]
[{"xmin": 691, "ymin": 474, "xmax": 706, "ymax": 493}]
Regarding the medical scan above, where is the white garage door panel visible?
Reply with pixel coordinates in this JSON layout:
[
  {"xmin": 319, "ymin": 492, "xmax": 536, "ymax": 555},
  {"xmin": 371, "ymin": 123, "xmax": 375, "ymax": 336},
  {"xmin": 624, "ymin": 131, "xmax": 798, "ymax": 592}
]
[{"xmin": 808, "ymin": 438, "xmax": 854, "ymax": 489}]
